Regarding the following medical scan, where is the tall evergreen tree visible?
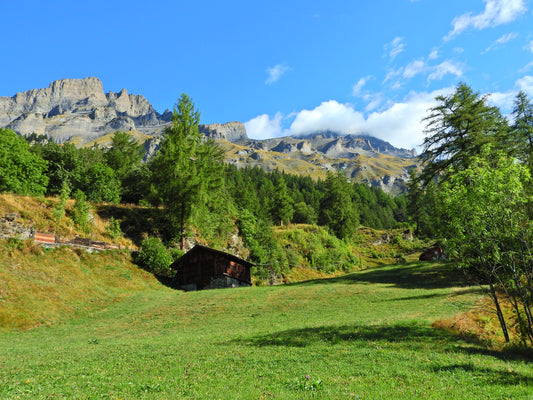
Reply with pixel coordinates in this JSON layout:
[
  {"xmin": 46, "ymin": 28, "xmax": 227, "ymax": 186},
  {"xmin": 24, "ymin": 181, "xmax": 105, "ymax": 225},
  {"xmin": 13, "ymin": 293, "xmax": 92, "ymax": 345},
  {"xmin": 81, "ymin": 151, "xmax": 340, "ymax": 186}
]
[
  {"xmin": 272, "ymin": 176, "xmax": 294, "ymax": 226},
  {"xmin": 149, "ymin": 94, "xmax": 225, "ymax": 249},
  {"xmin": 510, "ymin": 91, "xmax": 533, "ymax": 170},
  {"xmin": 319, "ymin": 171, "xmax": 359, "ymax": 239},
  {"xmin": 420, "ymin": 82, "xmax": 507, "ymax": 185}
]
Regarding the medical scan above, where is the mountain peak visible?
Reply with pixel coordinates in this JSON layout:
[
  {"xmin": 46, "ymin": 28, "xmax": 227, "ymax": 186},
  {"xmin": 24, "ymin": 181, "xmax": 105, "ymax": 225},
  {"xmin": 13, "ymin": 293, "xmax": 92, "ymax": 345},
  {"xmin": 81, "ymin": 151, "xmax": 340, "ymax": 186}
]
[{"xmin": 0, "ymin": 77, "xmax": 170, "ymax": 144}]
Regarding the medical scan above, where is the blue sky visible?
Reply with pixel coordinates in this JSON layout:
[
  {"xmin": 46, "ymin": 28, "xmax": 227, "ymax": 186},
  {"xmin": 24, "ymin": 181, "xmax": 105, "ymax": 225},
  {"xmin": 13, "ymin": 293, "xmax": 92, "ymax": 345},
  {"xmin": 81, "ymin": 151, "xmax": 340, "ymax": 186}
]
[{"xmin": 1, "ymin": 0, "xmax": 532, "ymax": 149}]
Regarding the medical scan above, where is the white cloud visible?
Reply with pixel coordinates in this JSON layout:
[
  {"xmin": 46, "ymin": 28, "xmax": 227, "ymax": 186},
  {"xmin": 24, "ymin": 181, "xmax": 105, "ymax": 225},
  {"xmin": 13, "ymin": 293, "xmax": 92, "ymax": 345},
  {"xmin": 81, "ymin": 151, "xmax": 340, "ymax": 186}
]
[
  {"xmin": 244, "ymin": 113, "xmax": 284, "ymax": 139},
  {"xmin": 428, "ymin": 49, "xmax": 439, "ymax": 60},
  {"xmin": 289, "ymin": 100, "xmax": 366, "ymax": 136},
  {"xmin": 385, "ymin": 37, "xmax": 406, "ymax": 59},
  {"xmin": 245, "ymin": 89, "xmax": 454, "ymax": 150},
  {"xmin": 445, "ymin": 0, "xmax": 527, "ymax": 41},
  {"xmin": 364, "ymin": 89, "xmax": 452, "ymax": 150},
  {"xmin": 383, "ymin": 67, "xmax": 403, "ymax": 84},
  {"xmin": 520, "ymin": 61, "xmax": 533, "ymax": 73},
  {"xmin": 385, "ymin": 59, "xmax": 462, "ymax": 89},
  {"xmin": 526, "ymin": 40, "xmax": 533, "ymax": 53},
  {"xmin": 403, "ymin": 60, "xmax": 426, "ymax": 79},
  {"xmin": 488, "ymin": 91, "xmax": 515, "ymax": 114},
  {"xmin": 352, "ymin": 76, "xmax": 370, "ymax": 96},
  {"xmin": 427, "ymin": 60, "xmax": 464, "ymax": 82},
  {"xmin": 516, "ymin": 75, "xmax": 533, "ymax": 95},
  {"xmin": 483, "ymin": 32, "xmax": 518, "ymax": 52},
  {"xmin": 265, "ymin": 64, "xmax": 290, "ymax": 85}
]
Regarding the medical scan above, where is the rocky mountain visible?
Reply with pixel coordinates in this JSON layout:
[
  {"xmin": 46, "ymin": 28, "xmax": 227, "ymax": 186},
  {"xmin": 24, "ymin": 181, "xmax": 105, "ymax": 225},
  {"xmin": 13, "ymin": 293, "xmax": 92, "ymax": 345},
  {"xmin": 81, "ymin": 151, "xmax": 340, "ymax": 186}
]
[
  {"xmin": 0, "ymin": 77, "xmax": 172, "ymax": 144},
  {"xmin": 199, "ymin": 121, "xmax": 247, "ymax": 142},
  {"xmin": 221, "ymin": 133, "xmax": 418, "ymax": 195},
  {"xmin": 0, "ymin": 78, "xmax": 420, "ymax": 194}
]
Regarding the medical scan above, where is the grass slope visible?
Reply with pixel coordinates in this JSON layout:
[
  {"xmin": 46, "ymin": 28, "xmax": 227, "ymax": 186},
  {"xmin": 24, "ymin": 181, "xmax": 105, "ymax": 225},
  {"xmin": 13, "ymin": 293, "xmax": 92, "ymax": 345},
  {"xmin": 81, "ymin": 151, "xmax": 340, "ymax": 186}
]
[
  {"xmin": 1, "ymin": 261, "xmax": 532, "ymax": 399},
  {"xmin": 0, "ymin": 243, "xmax": 161, "ymax": 330}
]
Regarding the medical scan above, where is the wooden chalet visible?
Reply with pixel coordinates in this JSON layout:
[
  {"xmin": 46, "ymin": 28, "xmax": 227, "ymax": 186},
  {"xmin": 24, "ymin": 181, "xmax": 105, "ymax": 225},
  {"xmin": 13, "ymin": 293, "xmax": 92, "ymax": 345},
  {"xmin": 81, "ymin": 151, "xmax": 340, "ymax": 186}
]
[{"xmin": 171, "ymin": 245, "xmax": 253, "ymax": 291}]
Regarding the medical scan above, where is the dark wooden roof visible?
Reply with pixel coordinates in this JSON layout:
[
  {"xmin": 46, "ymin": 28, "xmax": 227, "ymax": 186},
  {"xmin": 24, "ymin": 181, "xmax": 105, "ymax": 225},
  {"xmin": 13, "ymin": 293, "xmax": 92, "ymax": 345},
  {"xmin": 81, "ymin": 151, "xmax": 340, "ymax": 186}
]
[{"xmin": 172, "ymin": 245, "xmax": 254, "ymax": 269}]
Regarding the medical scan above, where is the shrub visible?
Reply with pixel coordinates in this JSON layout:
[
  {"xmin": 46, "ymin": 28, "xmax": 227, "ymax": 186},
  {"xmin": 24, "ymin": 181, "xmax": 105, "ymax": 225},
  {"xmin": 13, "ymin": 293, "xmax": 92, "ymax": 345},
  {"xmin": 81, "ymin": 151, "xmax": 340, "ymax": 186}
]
[
  {"xmin": 105, "ymin": 217, "xmax": 122, "ymax": 239},
  {"xmin": 72, "ymin": 190, "xmax": 91, "ymax": 233},
  {"xmin": 134, "ymin": 236, "xmax": 173, "ymax": 277}
]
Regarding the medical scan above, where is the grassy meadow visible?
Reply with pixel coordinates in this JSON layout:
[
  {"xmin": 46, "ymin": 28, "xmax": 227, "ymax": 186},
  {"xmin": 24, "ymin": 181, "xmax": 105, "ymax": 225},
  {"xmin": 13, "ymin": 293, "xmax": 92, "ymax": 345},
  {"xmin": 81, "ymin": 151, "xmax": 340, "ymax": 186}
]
[{"xmin": 1, "ymin": 254, "xmax": 532, "ymax": 399}]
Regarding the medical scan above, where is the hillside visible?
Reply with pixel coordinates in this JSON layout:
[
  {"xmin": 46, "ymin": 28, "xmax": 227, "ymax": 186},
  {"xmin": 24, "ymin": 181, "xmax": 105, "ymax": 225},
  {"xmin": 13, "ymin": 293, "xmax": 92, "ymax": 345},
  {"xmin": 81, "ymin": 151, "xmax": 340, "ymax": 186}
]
[{"xmin": 1, "ymin": 258, "xmax": 532, "ymax": 398}]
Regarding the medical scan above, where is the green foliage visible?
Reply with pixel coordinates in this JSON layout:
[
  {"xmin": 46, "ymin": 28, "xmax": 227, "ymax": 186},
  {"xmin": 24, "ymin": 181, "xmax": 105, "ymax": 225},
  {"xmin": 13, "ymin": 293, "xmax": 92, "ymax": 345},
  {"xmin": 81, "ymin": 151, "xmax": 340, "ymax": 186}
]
[
  {"xmin": 292, "ymin": 201, "xmax": 318, "ymax": 224},
  {"xmin": 0, "ymin": 128, "xmax": 48, "ymax": 196},
  {"xmin": 120, "ymin": 163, "xmax": 152, "ymax": 204},
  {"xmin": 319, "ymin": 171, "xmax": 359, "ymax": 239},
  {"xmin": 420, "ymin": 82, "xmax": 507, "ymax": 184},
  {"xmin": 53, "ymin": 179, "xmax": 71, "ymax": 220},
  {"xmin": 134, "ymin": 236, "xmax": 174, "ymax": 276},
  {"xmin": 72, "ymin": 189, "xmax": 91, "ymax": 233},
  {"xmin": 440, "ymin": 147, "xmax": 533, "ymax": 344},
  {"xmin": 105, "ymin": 131, "xmax": 144, "ymax": 180},
  {"xmin": 105, "ymin": 217, "xmax": 123, "ymax": 239},
  {"xmin": 272, "ymin": 176, "xmax": 294, "ymax": 226},
  {"xmin": 83, "ymin": 162, "xmax": 121, "ymax": 203},
  {"xmin": 275, "ymin": 225, "xmax": 358, "ymax": 273},
  {"xmin": 510, "ymin": 91, "xmax": 533, "ymax": 173},
  {"xmin": 150, "ymin": 94, "xmax": 226, "ymax": 248}
]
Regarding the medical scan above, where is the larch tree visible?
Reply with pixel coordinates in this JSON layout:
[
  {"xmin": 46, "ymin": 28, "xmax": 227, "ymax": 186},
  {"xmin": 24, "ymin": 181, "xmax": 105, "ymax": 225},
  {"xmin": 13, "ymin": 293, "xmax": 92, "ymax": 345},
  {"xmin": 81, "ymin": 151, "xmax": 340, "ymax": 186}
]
[
  {"xmin": 149, "ymin": 94, "xmax": 225, "ymax": 249},
  {"xmin": 420, "ymin": 82, "xmax": 507, "ymax": 185}
]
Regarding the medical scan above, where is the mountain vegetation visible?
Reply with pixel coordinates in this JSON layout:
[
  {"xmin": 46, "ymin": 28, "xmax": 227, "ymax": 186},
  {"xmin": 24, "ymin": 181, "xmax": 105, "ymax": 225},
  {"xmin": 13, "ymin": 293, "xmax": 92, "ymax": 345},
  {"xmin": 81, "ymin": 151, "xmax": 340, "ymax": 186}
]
[
  {"xmin": 1, "ymin": 81, "xmax": 533, "ymax": 354},
  {"xmin": 413, "ymin": 83, "xmax": 533, "ymax": 346}
]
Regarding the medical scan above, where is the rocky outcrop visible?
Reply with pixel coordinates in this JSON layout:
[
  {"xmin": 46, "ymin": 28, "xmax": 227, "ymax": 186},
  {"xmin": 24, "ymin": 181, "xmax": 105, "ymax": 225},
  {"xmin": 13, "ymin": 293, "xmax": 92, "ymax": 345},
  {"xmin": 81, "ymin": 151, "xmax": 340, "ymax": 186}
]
[
  {"xmin": 199, "ymin": 121, "xmax": 247, "ymax": 142},
  {"xmin": 0, "ymin": 213, "xmax": 33, "ymax": 240},
  {"xmin": 0, "ymin": 77, "xmax": 171, "ymax": 144}
]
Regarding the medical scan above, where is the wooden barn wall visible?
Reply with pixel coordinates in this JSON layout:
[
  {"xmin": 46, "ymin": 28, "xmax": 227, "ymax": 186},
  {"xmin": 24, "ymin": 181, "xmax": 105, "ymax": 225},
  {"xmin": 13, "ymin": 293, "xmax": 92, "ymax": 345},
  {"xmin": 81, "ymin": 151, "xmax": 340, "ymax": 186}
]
[{"xmin": 175, "ymin": 250, "xmax": 251, "ymax": 289}]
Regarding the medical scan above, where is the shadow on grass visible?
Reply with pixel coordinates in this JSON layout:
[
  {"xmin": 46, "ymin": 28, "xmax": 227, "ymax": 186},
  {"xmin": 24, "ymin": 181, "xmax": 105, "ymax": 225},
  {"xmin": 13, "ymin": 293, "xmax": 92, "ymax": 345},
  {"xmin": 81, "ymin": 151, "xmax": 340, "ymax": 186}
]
[
  {"xmin": 233, "ymin": 322, "xmax": 533, "ymax": 385},
  {"xmin": 235, "ymin": 322, "xmax": 452, "ymax": 348},
  {"xmin": 96, "ymin": 205, "xmax": 166, "ymax": 246},
  {"xmin": 296, "ymin": 262, "xmax": 470, "ymax": 290},
  {"xmin": 381, "ymin": 287, "xmax": 483, "ymax": 302},
  {"xmin": 430, "ymin": 363, "xmax": 533, "ymax": 386}
]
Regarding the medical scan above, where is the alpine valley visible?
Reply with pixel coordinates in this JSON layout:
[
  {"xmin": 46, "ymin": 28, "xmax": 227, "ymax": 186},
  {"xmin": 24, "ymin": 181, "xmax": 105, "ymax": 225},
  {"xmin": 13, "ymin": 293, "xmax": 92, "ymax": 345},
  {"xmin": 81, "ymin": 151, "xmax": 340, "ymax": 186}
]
[{"xmin": 0, "ymin": 77, "xmax": 420, "ymax": 195}]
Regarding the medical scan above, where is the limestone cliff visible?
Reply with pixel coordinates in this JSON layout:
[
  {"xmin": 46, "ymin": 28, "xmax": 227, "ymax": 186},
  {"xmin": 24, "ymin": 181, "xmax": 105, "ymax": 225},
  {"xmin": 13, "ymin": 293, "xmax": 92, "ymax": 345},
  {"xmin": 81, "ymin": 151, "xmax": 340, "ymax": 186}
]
[
  {"xmin": 0, "ymin": 77, "xmax": 171, "ymax": 144},
  {"xmin": 199, "ymin": 121, "xmax": 247, "ymax": 141}
]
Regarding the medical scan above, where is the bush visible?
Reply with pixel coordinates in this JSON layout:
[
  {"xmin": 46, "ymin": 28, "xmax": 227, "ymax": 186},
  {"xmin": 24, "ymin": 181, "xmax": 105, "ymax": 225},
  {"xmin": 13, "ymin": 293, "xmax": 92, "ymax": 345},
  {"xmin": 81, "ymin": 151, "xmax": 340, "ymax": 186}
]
[
  {"xmin": 134, "ymin": 236, "xmax": 173, "ymax": 277},
  {"xmin": 72, "ymin": 190, "xmax": 91, "ymax": 233},
  {"xmin": 105, "ymin": 217, "xmax": 122, "ymax": 239}
]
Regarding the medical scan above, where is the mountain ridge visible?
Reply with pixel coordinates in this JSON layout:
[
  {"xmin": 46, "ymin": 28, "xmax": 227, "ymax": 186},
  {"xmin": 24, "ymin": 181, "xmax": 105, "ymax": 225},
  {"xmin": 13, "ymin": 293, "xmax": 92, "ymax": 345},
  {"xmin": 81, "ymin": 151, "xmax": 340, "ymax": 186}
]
[{"xmin": 0, "ymin": 77, "xmax": 420, "ymax": 194}]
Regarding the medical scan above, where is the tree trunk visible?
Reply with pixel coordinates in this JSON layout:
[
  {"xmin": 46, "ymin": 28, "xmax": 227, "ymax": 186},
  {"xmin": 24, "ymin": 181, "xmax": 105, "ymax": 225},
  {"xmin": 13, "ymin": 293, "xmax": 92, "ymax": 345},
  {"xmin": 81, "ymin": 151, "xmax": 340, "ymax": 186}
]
[{"xmin": 489, "ymin": 283, "xmax": 510, "ymax": 343}]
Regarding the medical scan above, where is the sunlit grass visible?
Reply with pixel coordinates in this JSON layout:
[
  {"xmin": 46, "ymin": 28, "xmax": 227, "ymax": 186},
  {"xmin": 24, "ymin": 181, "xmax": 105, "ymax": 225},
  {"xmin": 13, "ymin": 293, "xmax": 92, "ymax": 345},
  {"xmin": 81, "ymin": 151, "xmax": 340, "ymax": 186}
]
[{"xmin": 1, "ymin": 261, "xmax": 532, "ymax": 399}]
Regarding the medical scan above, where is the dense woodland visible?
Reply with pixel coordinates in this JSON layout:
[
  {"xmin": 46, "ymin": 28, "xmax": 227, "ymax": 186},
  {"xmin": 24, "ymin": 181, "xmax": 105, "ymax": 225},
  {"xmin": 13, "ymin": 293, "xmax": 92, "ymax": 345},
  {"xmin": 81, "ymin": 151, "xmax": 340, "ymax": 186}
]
[{"xmin": 1, "ymin": 84, "xmax": 533, "ymax": 345}]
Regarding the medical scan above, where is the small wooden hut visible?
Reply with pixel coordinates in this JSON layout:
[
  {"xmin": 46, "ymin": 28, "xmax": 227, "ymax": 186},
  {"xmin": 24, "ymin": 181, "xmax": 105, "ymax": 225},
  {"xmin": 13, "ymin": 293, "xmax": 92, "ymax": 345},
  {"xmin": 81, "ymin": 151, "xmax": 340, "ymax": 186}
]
[{"xmin": 171, "ymin": 245, "xmax": 253, "ymax": 291}]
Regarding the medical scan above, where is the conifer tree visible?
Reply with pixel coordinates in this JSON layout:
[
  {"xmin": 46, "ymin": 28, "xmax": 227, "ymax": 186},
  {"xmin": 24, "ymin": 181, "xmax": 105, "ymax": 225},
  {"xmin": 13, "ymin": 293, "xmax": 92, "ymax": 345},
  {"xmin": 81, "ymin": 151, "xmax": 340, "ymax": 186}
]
[
  {"xmin": 272, "ymin": 176, "xmax": 294, "ymax": 226},
  {"xmin": 420, "ymin": 82, "xmax": 507, "ymax": 185},
  {"xmin": 149, "ymin": 94, "xmax": 225, "ymax": 249},
  {"xmin": 319, "ymin": 171, "xmax": 359, "ymax": 239},
  {"xmin": 510, "ymin": 91, "xmax": 533, "ymax": 170}
]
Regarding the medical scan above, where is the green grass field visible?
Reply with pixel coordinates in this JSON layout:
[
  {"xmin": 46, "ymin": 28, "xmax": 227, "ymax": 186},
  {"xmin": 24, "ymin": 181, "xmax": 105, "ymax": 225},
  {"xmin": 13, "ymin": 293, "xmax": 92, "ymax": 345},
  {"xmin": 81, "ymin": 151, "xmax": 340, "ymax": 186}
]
[{"xmin": 1, "ymin": 261, "xmax": 532, "ymax": 399}]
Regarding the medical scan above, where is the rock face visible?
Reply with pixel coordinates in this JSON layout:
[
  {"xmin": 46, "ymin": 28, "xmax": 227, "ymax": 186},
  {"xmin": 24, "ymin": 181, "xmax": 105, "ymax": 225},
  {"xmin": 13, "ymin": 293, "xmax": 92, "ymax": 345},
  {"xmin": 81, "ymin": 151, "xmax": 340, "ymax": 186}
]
[
  {"xmin": 0, "ymin": 77, "xmax": 171, "ymax": 144},
  {"xmin": 235, "ymin": 131, "xmax": 416, "ymax": 159},
  {"xmin": 0, "ymin": 213, "xmax": 33, "ymax": 240},
  {"xmin": 199, "ymin": 121, "xmax": 248, "ymax": 141},
  {"xmin": 1, "ymin": 78, "xmax": 420, "ymax": 194}
]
